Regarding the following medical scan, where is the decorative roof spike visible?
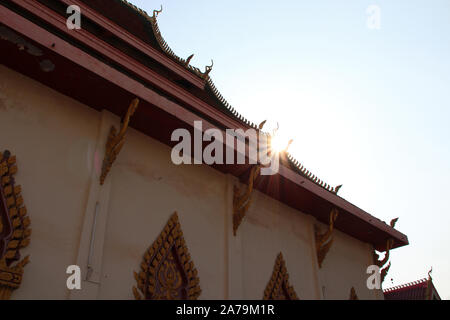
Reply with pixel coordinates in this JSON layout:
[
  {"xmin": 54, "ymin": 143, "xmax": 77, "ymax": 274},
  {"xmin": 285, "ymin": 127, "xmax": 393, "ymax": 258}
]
[
  {"xmin": 259, "ymin": 120, "xmax": 267, "ymax": 130},
  {"xmin": 152, "ymin": 5, "xmax": 163, "ymax": 19},
  {"xmin": 202, "ymin": 60, "xmax": 214, "ymax": 79},
  {"xmin": 390, "ymin": 217, "xmax": 399, "ymax": 228}
]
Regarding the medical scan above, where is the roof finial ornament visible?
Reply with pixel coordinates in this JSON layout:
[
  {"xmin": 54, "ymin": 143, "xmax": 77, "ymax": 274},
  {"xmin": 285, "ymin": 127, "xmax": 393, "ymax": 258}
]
[
  {"xmin": 333, "ymin": 184, "xmax": 343, "ymax": 195},
  {"xmin": 152, "ymin": 5, "xmax": 163, "ymax": 19},
  {"xmin": 184, "ymin": 54, "xmax": 195, "ymax": 67},
  {"xmin": 428, "ymin": 267, "xmax": 433, "ymax": 280},
  {"xmin": 390, "ymin": 217, "xmax": 399, "ymax": 228},
  {"xmin": 258, "ymin": 120, "xmax": 267, "ymax": 130},
  {"xmin": 203, "ymin": 59, "xmax": 214, "ymax": 78}
]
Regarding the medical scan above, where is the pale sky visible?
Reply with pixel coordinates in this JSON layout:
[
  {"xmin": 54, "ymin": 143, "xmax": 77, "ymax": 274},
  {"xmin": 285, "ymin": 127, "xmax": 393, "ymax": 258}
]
[{"xmin": 128, "ymin": 0, "xmax": 450, "ymax": 299}]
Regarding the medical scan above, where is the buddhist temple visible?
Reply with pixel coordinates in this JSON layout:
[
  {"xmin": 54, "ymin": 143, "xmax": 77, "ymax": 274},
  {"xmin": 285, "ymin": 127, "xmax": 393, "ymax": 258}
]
[{"xmin": 0, "ymin": 0, "xmax": 409, "ymax": 299}]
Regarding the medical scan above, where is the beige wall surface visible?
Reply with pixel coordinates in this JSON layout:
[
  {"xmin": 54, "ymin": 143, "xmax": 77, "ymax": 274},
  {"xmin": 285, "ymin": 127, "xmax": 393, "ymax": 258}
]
[
  {"xmin": 0, "ymin": 65, "xmax": 381, "ymax": 300},
  {"xmin": 240, "ymin": 190, "xmax": 320, "ymax": 300},
  {"xmin": 0, "ymin": 65, "xmax": 100, "ymax": 299},
  {"xmin": 317, "ymin": 223, "xmax": 383, "ymax": 300},
  {"xmin": 98, "ymin": 127, "xmax": 228, "ymax": 299}
]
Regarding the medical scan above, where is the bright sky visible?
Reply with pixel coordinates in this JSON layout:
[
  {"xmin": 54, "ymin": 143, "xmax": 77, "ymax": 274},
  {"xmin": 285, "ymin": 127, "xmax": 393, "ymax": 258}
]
[{"xmin": 128, "ymin": 0, "xmax": 450, "ymax": 299}]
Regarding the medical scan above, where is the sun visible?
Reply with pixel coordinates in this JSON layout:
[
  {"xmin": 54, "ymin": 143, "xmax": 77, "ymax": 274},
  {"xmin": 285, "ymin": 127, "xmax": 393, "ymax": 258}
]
[{"xmin": 270, "ymin": 134, "xmax": 287, "ymax": 154}]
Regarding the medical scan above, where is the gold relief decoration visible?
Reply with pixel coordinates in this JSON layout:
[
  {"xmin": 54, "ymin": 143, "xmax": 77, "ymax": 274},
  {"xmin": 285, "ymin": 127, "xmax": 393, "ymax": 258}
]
[
  {"xmin": 233, "ymin": 165, "xmax": 260, "ymax": 236},
  {"xmin": 263, "ymin": 253, "xmax": 298, "ymax": 300},
  {"xmin": 349, "ymin": 287, "xmax": 358, "ymax": 300},
  {"xmin": 372, "ymin": 238, "xmax": 394, "ymax": 285},
  {"xmin": 100, "ymin": 98, "xmax": 139, "ymax": 185},
  {"xmin": 314, "ymin": 208, "xmax": 339, "ymax": 268},
  {"xmin": 0, "ymin": 150, "xmax": 31, "ymax": 300},
  {"xmin": 133, "ymin": 212, "xmax": 201, "ymax": 300}
]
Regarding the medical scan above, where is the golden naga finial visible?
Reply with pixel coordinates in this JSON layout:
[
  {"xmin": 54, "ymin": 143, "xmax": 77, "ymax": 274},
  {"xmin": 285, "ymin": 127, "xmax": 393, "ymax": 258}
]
[
  {"xmin": 152, "ymin": 5, "xmax": 163, "ymax": 19},
  {"xmin": 184, "ymin": 54, "xmax": 195, "ymax": 67},
  {"xmin": 100, "ymin": 98, "xmax": 139, "ymax": 185},
  {"xmin": 203, "ymin": 60, "xmax": 214, "ymax": 78},
  {"xmin": 233, "ymin": 165, "xmax": 261, "ymax": 236},
  {"xmin": 315, "ymin": 208, "xmax": 339, "ymax": 268}
]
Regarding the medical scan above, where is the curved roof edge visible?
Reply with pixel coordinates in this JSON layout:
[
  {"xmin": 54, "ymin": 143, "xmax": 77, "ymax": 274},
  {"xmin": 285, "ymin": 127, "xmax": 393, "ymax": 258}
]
[
  {"xmin": 117, "ymin": 1, "xmax": 339, "ymax": 195},
  {"xmin": 286, "ymin": 153, "xmax": 340, "ymax": 194},
  {"xmin": 118, "ymin": 1, "xmax": 259, "ymax": 130}
]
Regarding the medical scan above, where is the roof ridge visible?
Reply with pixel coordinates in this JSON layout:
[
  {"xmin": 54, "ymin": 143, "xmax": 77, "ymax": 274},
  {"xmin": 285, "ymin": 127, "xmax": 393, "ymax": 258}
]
[
  {"xmin": 206, "ymin": 78, "xmax": 258, "ymax": 129},
  {"xmin": 118, "ymin": 1, "xmax": 205, "ymax": 78},
  {"xmin": 118, "ymin": 1, "xmax": 259, "ymax": 130},
  {"xmin": 383, "ymin": 278, "xmax": 428, "ymax": 292},
  {"xmin": 115, "ymin": 2, "xmax": 342, "ymax": 193},
  {"xmin": 286, "ymin": 152, "xmax": 338, "ymax": 194}
]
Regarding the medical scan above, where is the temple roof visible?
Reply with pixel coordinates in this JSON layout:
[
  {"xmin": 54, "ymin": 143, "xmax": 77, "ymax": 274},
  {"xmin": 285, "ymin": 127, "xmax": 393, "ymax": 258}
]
[
  {"xmin": 80, "ymin": 0, "xmax": 339, "ymax": 194},
  {"xmin": 0, "ymin": 0, "xmax": 409, "ymax": 250},
  {"xmin": 383, "ymin": 277, "xmax": 441, "ymax": 300}
]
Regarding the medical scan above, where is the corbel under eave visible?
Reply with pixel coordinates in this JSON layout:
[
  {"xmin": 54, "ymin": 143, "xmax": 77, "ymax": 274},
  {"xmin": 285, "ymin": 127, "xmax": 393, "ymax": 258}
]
[
  {"xmin": 232, "ymin": 165, "xmax": 261, "ymax": 236},
  {"xmin": 100, "ymin": 98, "xmax": 139, "ymax": 185},
  {"xmin": 373, "ymin": 238, "xmax": 394, "ymax": 285},
  {"xmin": 314, "ymin": 208, "xmax": 339, "ymax": 268}
]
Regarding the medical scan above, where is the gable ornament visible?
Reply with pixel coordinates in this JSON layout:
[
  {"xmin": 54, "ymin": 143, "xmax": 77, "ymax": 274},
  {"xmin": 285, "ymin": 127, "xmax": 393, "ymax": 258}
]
[
  {"xmin": 133, "ymin": 212, "xmax": 201, "ymax": 300},
  {"xmin": 263, "ymin": 253, "xmax": 299, "ymax": 300}
]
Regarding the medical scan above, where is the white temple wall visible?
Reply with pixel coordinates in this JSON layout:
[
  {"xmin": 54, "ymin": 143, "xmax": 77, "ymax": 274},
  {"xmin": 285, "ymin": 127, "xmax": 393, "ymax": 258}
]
[
  {"xmin": 0, "ymin": 65, "xmax": 381, "ymax": 300},
  {"xmin": 0, "ymin": 65, "xmax": 99, "ymax": 299}
]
